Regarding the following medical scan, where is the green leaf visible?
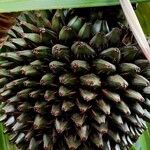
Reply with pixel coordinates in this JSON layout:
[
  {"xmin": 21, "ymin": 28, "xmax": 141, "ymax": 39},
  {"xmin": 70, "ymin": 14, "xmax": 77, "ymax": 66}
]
[
  {"xmin": 136, "ymin": 2, "xmax": 150, "ymax": 36},
  {"xmin": 130, "ymin": 146, "xmax": 137, "ymax": 150},
  {"xmin": 0, "ymin": 0, "xmax": 149, "ymax": 13},
  {"xmin": 0, "ymin": 123, "xmax": 17, "ymax": 150},
  {"xmin": 138, "ymin": 129, "xmax": 150, "ymax": 150},
  {"xmin": 0, "ymin": 123, "xmax": 8, "ymax": 150},
  {"xmin": 133, "ymin": 124, "xmax": 150, "ymax": 150},
  {"xmin": 147, "ymin": 123, "xmax": 150, "ymax": 133}
]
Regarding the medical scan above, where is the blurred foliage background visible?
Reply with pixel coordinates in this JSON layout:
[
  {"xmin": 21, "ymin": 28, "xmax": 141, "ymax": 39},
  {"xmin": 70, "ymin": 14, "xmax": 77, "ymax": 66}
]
[
  {"xmin": 136, "ymin": 2, "xmax": 150, "ymax": 37},
  {"xmin": 0, "ymin": 1, "xmax": 150, "ymax": 150}
]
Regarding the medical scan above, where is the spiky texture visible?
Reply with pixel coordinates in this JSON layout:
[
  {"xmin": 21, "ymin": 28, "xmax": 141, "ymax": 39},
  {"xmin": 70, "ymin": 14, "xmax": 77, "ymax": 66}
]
[{"xmin": 0, "ymin": 7, "xmax": 150, "ymax": 150}]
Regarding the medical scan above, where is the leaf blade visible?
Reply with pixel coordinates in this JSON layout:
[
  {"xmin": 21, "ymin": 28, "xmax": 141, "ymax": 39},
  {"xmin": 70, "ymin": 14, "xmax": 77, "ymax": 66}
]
[{"xmin": 0, "ymin": 0, "xmax": 149, "ymax": 13}]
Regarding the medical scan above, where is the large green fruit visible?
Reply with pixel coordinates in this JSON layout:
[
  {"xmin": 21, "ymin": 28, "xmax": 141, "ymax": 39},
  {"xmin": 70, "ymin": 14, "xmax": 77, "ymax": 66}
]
[{"xmin": 0, "ymin": 6, "xmax": 150, "ymax": 150}]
